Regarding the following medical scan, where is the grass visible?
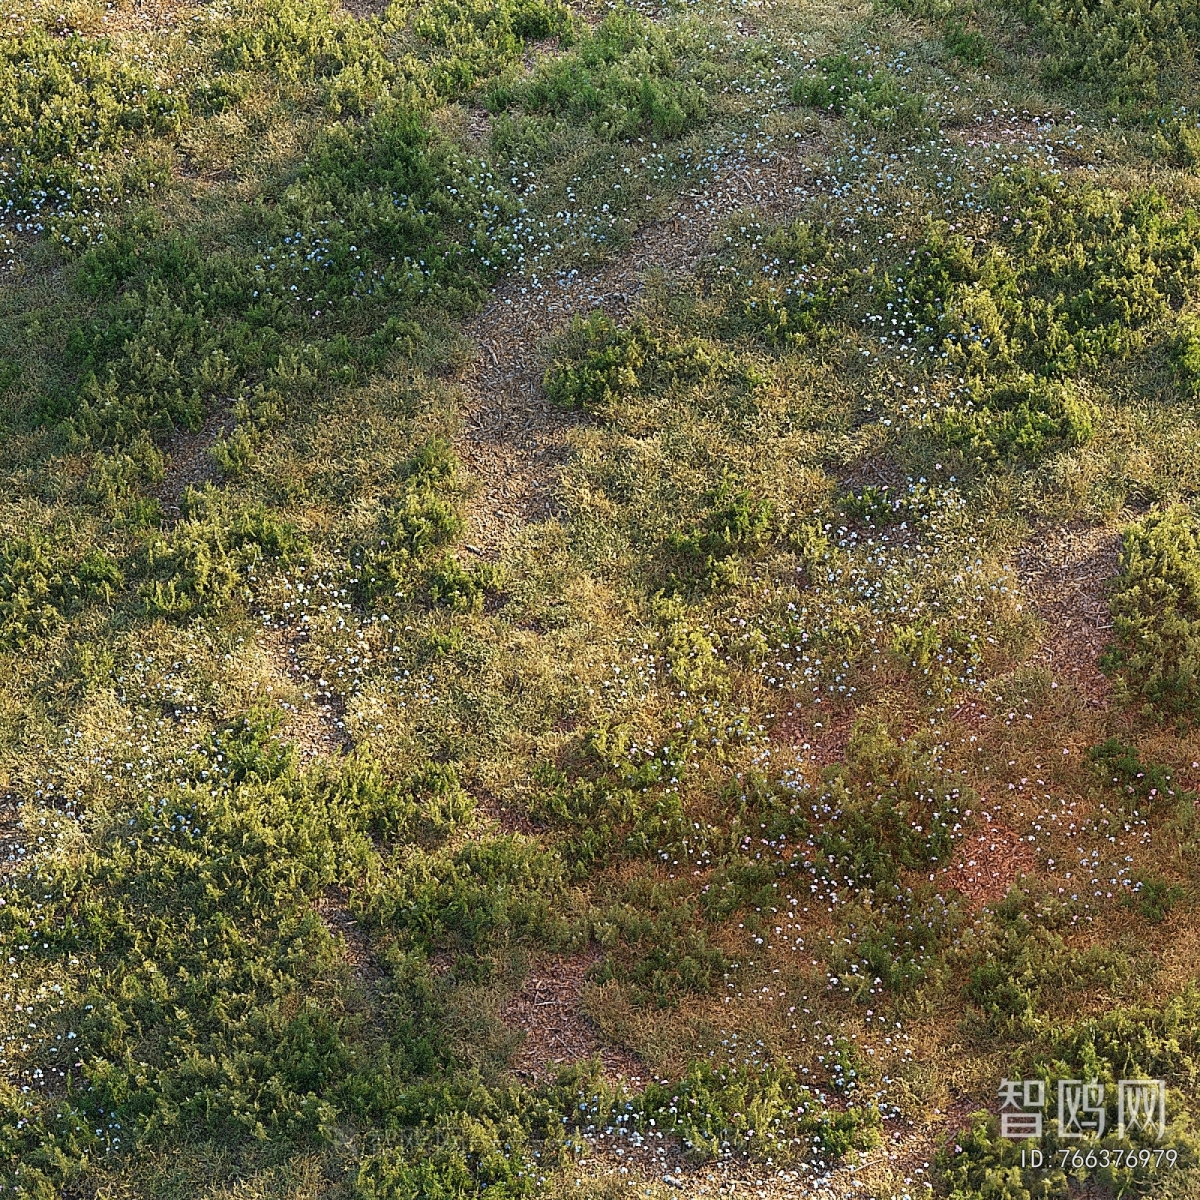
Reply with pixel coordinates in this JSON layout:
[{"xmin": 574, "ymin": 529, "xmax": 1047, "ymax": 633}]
[{"xmin": 5, "ymin": 0, "xmax": 1200, "ymax": 1197}]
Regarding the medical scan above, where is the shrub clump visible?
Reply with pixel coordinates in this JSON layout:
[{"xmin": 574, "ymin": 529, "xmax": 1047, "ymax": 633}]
[
  {"xmin": 499, "ymin": 9, "xmax": 707, "ymax": 140},
  {"xmin": 140, "ymin": 488, "xmax": 305, "ymax": 617},
  {"xmin": 643, "ymin": 1060, "xmax": 881, "ymax": 1163},
  {"xmin": 1016, "ymin": 0, "xmax": 1200, "ymax": 114},
  {"xmin": 792, "ymin": 54, "xmax": 929, "ymax": 131},
  {"xmin": 350, "ymin": 438, "xmax": 499, "ymax": 611},
  {"xmin": 665, "ymin": 470, "xmax": 774, "ymax": 591},
  {"xmin": 0, "ymin": 29, "xmax": 184, "ymax": 240},
  {"xmin": 1101, "ymin": 505, "xmax": 1200, "ymax": 719},
  {"xmin": 881, "ymin": 174, "xmax": 1200, "ymax": 459},
  {"xmin": 544, "ymin": 313, "xmax": 737, "ymax": 411},
  {"xmin": 938, "ymin": 375, "xmax": 1095, "ymax": 461},
  {"xmin": 0, "ymin": 534, "xmax": 123, "ymax": 648}
]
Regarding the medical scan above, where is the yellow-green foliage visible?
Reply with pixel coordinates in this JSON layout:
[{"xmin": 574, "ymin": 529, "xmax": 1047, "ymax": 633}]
[
  {"xmin": 544, "ymin": 312, "xmax": 742, "ymax": 412},
  {"xmin": 642, "ymin": 1060, "xmax": 881, "ymax": 1162},
  {"xmin": 892, "ymin": 174, "xmax": 1200, "ymax": 376},
  {"xmin": 0, "ymin": 28, "xmax": 183, "ymax": 229},
  {"xmin": 141, "ymin": 489, "xmax": 305, "ymax": 616},
  {"xmin": 882, "ymin": 172, "xmax": 1200, "ymax": 458},
  {"xmin": 348, "ymin": 438, "xmax": 498, "ymax": 610},
  {"xmin": 496, "ymin": 10, "xmax": 707, "ymax": 140},
  {"xmin": 8, "ymin": 0, "xmax": 1200, "ymax": 1196},
  {"xmin": 792, "ymin": 53, "xmax": 929, "ymax": 130},
  {"xmin": 1018, "ymin": 0, "xmax": 1200, "ymax": 112},
  {"xmin": 1103, "ymin": 505, "xmax": 1200, "ymax": 718},
  {"xmin": 0, "ymin": 534, "xmax": 122, "ymax": 648}
]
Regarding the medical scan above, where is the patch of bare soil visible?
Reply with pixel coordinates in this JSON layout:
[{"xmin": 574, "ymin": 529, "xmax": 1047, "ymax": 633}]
[
  {"xmin": 1017, "ymin": 522, "xmax": 1122, "ymax": 707},
  {"xmin": 457, "ymin": 145, "xmax": 820, "ymax": 554},
  {"xmin": 502, "ymin": 951, "xmax": 646, "ymax": 1086},
  {"xmin": 339, "ymin": 0, "xmax": 389, "ymax": 17},
  {"xmin": 769, "ymin": 705, "xmax": 856, "ymax": 775},
  {"xmin": 938, "ymin": 819, "xmax": 1038, "ymax": 910},
  {"xmin": 151, "ymin": 410, "xmax": 231, "ymax": 522},
  {"xmin": 455, "ymin": 217, "xmax": 709, "ymax": 556},
  {"xmin": 258, "ymin": 627, "xmax": 351, "ymax": 760},
  {"xmin": 317, "ymin": 885, "xmax": 380, "ymax": 986},
  {"xmin": 475, "ymin": 787, "xmax": 542, "ymax": 836}
]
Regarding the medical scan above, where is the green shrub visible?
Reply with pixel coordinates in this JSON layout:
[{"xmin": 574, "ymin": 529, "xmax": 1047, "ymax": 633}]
[
  {"xmin": 1016, "ymin": 0, "xmax": 1200, "ymax": 113},
  {"xmin": 887, "ymin": 179, "xmax": 1200, "ymax": 379},
  {"xmin": 938, "ymin": 375, "xmax": 1096, "ymax": 460},
  {"xmin": 1127, "ymin": 873, "xmax": 1184, "ymax": 922},
  {"xmin": 222, "ymin": 0, "xmax": 394, "ymax": 99},
  {"xmin": 665, "ymin": 470, "xmax": 774, "ymax": 591},
  {"xmin": 544, "ymin": 313, "xmax": 737, "ymax": 411},
  {"xmin": 348, "ymin": 439, "xmax": 492, "ymax": 608},
  {"xmin": 1087, "ymin": 737, "xmax": 1197, "ymax": 815},
  {"xmin": 1156, "ymin": 118, "xmax": 1200, "ymax": 166},
  {"xmin": 354, "ymin": 1113, "xmax": 540, "ymax": 1200},
  {"xmin": 939, "ymin": 1106, "xmax": 1199, "ymax": 1199},
  {"xmin": 0, "ymin": 534, "xmax": 123, "ymax": 648},
  {"xmin": 813, "ymin": 723, "xmax": 963, "ymax": 888},
  {"xmin": 1171, "ymin": 315, "xmax": 1200, "ymax": 396},
  {"xmin": 210, "ymin": 426, "xmax": 258, "ymax": 478},
  {"xmin": 52, "ymin": 104, "xmax": 519, "ymax": 448},
  {"xmin": 508, "ymin": 9, "xmax": 707, "ymax": 140},
  {"xmin": 937, "ymin": 1112, "xmax": 1069, "ymax": 1200},
  {"xmin": 415, "ymin": 0, "xmax": 575, "ymax": 96},
  {"xmin": 723, "ymin": 219, "xmax": 838, "ymax": 346},
  {"xmin": 1047, "ymin": 985, "xmax": 1200, "ymax": 1086},
  {"xmin": 591, "ymin": 878, "xmax": 729, "ymax": 1006},
  {"xmin": 0, "ymin": 747, "xmax": 416, "ymax": 1177},
  {"xmin": 944, "ymin": 18, "xmax": 989, "ymax": 65},
  {"xmin": 84, "ymin": 434, "xmax": 166, "ymax": 511},
  {"xmin": 964, "ymin": 917, "xmax": 1128, "ymax": 1029},
  {"xmin": 274, "ymin": 106, "xmax": 520, "ymax": 312},
  {"xmin": 941, "ymin": 996, "xmax": 1200, "ymax": 1200},
  {"xmin": 544, "ymin": 313, "xmax": 643, "ymax": 409},
  {"xmin": 0, "ymin": 29, "xmax": 184, "ymax": 234},
  {"xmin": 362, "ymin": 835, "xmax": 566, "ymax": 953},
  {"xmin": 354, "ymin": 490, "xmax": 464, "ymax": 601},
  {"xmin": 1101, "ymin": 506, "xmax": 1200, "ymax": 718},
  {"xmin": 833, "ymin": 894, "xmax": 960, "ymax": 995},
  {"xmin": 792, "ymin": 55, "xmax": 929, "ymax": 130},
  {"xmin": 427, "ymin": 554, "xmax": 500, "ymax": 612},
  {"xmin": 642, "ymin": 1060, "xmax": 880, "ymax": 1163},
  {"xmin": 141, "ymin": 490, "xmax": 305, "ymax": 616}
]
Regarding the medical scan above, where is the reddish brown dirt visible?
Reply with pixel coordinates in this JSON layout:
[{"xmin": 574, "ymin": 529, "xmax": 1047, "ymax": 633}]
[
  {"xmin": 1017, "ymin": 522, "xmax": 1121, "ymax": 708},
  {"xmin": 768, "ymin": 705, "xmax": 856, "ymax": 770},
  {"xmin": 502, "ymin": 951, "xmax": 646, "ymax": 1085},
  {"xmin": 937, "ymin": 820, "xmax": 1039, "ymax": 910}
]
